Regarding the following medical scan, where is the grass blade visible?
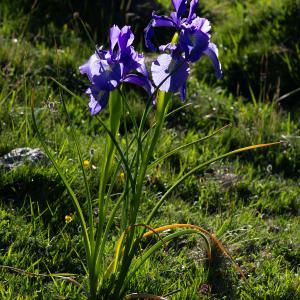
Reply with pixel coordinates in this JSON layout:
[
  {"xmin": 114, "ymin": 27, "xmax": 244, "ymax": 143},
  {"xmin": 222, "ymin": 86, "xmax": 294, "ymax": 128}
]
[
  {"xmin": 146, "ymin": 141, "xmax": 283, "ymax": 224},
  {"xmin": 122, "ymin": 229, "xmax": 210, "ymax": 295},
  {"xmin": 31, "ymin": 89, "xmax": 91, "ymax": 262},
  {"xmin": 148, "ymin": 124, "xmax": 231, "ymax": 169},
  {"xmin": 59, "ymin": 91, "xmax": 94, "ymax": 247}
]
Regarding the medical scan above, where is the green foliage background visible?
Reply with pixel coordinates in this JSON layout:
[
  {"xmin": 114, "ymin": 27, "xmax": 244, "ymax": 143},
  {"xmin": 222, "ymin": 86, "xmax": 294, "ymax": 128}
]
[{"xmin": 0, "ymin": 0, "xmax": 299, "ymax": 299}]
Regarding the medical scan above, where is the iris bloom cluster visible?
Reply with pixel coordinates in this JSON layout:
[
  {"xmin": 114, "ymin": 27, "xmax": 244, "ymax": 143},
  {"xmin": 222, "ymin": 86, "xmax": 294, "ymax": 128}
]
[
  {"xmin": 80, "ymin": 25, "xmax": 153, "ymax": 115},
  {"xmin": 80, "ymin": 0, "xmax": 221, "ymax": 114},
  {"xmin": 146, "ymin": 0, "xmax": 222, "ymax": 100}
]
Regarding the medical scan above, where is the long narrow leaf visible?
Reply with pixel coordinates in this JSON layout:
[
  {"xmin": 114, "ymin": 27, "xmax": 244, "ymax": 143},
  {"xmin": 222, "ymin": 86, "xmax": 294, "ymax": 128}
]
[
  {"xmin": 59, "ymin": 92, "xmax": 94, "ymax": 247},
  {"xmin": 148, "ymin": 124, "xmax": 231, "ymax": 169},
  {"xmin": 146, "ymin": 142, "xmax": 282, "ymax": 224},
  {"xmin": 165, "ymin": 103, "xmax": 192, "ymax": 119},
  {"xmin": 50, "ymin": 77, "xmax": 86, "ymax": 105},
  {"xmin": 31, "ymin": 90, "xmax": 91, "ymax": 262},
  {"xmin": 99, "ymin": 191, "xmax": 126, "ymax": 263},
  {"xmin": 95, "ymin": 116, "xmax": 135, "ymax": 191}
]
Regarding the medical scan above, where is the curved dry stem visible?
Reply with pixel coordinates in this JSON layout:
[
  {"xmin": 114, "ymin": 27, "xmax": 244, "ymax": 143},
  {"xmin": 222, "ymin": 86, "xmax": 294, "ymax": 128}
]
[
  {"xmin": 143, "ymin": 224, "xmax": 212, "ymax": 258},
  {"xmin": 113, "ymin": 223, "xmax": 168, "ymax": 274},
  {"xmin": 143, "ymin": 224, "xmax": 246, "ymax": 279}
]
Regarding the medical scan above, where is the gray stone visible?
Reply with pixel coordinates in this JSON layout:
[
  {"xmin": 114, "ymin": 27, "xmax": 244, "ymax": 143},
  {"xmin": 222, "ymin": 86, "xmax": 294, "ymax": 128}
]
[{"xmin": 0, "ymin": 147, "xmax": 49, "ymax": 170}]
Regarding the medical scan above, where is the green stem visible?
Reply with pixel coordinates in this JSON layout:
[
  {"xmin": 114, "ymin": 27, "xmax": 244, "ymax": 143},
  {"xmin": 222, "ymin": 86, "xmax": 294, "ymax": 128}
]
[
  {"xmin": 113, "ymin": 91, "xmax": 171, "ymax": 295},
  {"xmin": 133, "ymin": 91, "xmax": 171, "ymax": 224},
  {"xmin": 92, "ymin": 89, "xmax": 122, "ymax": 295},
  {"xmin": 100, "ymin": 90, "xmax": 122, "ymax": 231}
]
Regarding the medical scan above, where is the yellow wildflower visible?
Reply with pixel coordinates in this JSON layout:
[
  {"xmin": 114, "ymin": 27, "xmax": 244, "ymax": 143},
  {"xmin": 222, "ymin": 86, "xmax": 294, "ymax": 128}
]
[
  {"xmin": 65, "ymin": 215, "xmax": 73, "ymax": 223},
  {"xmin": 83, "ymin": 160, "xmax": 90, "ymax": 168}
]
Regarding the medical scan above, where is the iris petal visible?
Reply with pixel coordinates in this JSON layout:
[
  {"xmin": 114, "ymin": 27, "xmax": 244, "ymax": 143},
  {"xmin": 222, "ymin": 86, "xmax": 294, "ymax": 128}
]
[
  {"xmin": 109, "ymin": 25, "xmax": 121, "ymax": 54},
  {"xmin": 152, "ymin": 14, "xmax": 176, "ymax": 27},
  {"xmin": 123, "ymin": 74, "xmax": 154, "ymax": 96},
  {"xmin": 187, "ymin": 0, "xmax": 198, "ymax": 23},
  {"xmin": 144, "ymin": 20, "xmax": 156, "ymax": 51},
  {"xmin": 86, "ymin": 87, "xmax": 110, "ymax": 115},
  {"xmin": 144, "ymin": 14, "xmax": 175, "ymax": 50},
  {"xmin": 151, "ymin": 53, "xmax": 189, "ymax": 93},
  {"xmin": 79, "ymin": 53, "xmax": 104, "ymax": 83},
  {"xmin": 159, "ymin": 43, "xmax": 177, "ymax": 52},
  {"xmin": 203, "ymin": 42, "xmax": 222, "ymax": 78},
  {"xmin": 121, "ymin": 47, "xmax": 142, "ymax": 74},
  {"xmin": 136, "ymin": 55, "xmax": 149, "ymax": 77},
  {"xmin": 180, "ymin": 82, "xmax": 187, "ymax": 100},
  {"xmin": 190, "ymin": 17, "xmax": 211, "ymax": 34},
  {"xmin": 172, "ymin": 0, "xmax": 187, "ymax": 18},
  {"xmin": 119, "ymin": 26, "xmax": 135, "ymax": 50},
  {"xmin": 89, "ymin": 61, "xmax": 122, "ymax": 91},
  {"xmin": 179, "ymin": 29, "xmax": 209, "ymax": 62}
]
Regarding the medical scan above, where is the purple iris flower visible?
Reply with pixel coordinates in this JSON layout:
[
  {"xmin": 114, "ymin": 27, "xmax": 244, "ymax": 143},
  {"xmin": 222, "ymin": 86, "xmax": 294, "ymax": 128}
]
[
  {"xmin": 80, "ymin": 25, "xmax": 153, "ymax": 115},
  {"xmin": 145, "ymin": 0, "xmax": 222, "ymax": 99}
]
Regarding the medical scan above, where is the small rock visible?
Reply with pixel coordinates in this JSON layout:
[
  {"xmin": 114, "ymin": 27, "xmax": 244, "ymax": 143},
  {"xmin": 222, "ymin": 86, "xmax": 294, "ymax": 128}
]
[
  {"xmin": 0, "ymin": 147, "xmax": 49, "ymax": 170},
  {"xmin": 218, "ymin": 173, "xmax": 238, "ymax": 188}
]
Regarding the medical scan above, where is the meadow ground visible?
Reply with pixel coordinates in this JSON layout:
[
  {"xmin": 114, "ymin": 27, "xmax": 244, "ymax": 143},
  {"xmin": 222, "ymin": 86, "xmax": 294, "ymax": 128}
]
[{"xmin": 0, "ymin": 0, "xmax": 299, "ymax": 299}]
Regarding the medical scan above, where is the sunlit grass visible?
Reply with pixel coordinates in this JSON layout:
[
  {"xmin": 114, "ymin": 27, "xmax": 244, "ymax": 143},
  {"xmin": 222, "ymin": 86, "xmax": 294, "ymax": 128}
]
[{"xmin": 0, "ymin": 0, "xmax": 299, "ymax": 299}]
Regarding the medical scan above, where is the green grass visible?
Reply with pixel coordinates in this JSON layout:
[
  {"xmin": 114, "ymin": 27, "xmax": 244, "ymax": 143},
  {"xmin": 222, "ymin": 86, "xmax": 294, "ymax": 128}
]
[
  {"xmin": 0, "ymin": 0, "xmax": 299, "ymax": 299},
  {"xmin": 197, "ymin": 0, "xmax": 300, "ymax": 106}
]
